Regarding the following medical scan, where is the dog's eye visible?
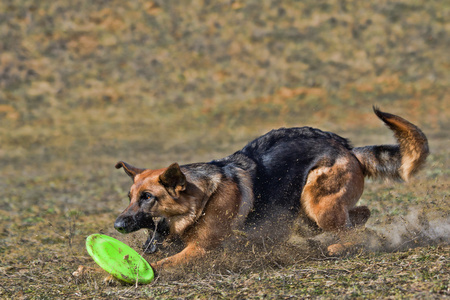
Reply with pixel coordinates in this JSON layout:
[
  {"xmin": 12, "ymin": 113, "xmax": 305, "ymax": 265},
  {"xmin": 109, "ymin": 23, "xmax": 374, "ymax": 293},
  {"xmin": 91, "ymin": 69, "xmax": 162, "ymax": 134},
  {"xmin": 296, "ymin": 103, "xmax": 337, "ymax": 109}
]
[{"xmin": 141, "ymin": 192, "xmax": 154, "ymax": 201}]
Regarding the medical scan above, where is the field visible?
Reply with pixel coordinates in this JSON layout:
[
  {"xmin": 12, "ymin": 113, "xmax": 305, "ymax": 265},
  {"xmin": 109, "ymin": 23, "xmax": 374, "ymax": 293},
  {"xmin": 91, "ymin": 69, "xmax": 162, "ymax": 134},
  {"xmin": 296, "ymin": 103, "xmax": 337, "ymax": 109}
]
[{"xmin": 0, "ymin": 0, "xmax": 449, "ymax": 298}]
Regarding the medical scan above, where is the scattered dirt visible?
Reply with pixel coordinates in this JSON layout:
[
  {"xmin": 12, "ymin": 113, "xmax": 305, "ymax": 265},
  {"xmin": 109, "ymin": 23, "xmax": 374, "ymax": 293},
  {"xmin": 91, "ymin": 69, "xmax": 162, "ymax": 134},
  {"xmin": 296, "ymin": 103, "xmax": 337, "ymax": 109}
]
[{"xmin": 0, "ymin": 0, "xmax": 449, "ymax": 298}]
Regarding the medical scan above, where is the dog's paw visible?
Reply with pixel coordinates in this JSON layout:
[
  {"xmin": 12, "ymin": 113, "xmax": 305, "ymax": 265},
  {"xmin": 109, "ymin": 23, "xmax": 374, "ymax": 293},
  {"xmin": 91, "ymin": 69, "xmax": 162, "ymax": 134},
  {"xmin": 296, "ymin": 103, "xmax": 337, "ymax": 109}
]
[{"xmin": 327, "ymin": 242, "xmax": 354, "ymax": 256}]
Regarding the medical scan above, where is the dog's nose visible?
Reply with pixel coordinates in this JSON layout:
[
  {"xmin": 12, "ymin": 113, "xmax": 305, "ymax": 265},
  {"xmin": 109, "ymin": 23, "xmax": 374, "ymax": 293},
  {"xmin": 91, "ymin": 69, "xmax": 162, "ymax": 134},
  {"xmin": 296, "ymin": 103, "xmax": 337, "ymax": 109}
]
[{"xmin": 114, "ymin": 219, "xmax": 128, "ymax": 234}]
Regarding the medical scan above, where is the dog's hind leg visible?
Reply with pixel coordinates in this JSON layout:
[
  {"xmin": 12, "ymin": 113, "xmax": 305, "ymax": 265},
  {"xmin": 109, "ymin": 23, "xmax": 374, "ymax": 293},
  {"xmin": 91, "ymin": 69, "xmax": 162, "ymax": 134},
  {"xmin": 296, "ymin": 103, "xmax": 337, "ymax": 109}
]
[{"xmin": 300, "ymin": 154, "xmax": 367, "ymax": 255}]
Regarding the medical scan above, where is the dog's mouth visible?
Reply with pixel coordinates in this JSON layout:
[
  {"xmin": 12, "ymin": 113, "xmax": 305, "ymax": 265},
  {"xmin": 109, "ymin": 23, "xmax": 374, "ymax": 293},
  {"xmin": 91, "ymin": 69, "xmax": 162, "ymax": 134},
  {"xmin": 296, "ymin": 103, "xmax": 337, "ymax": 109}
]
[
  {"xmin": 114, "ymin": 215, "xmax": 168, "ymax": 254},
  {"xmin": 114, "ymin": 215, "xmax": 155, "ymax": 234}
]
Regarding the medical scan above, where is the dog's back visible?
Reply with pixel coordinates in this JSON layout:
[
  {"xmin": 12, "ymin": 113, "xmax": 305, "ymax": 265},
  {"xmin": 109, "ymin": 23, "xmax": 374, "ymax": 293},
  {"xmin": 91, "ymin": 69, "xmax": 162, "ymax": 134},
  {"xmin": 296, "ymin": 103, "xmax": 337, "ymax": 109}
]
[
  {"xmin": 212, "ymin": 126, "xmax": 355, "ymax": 227},
  {"xmin": 211, "ymin": 108, "xmax": 429, "ymax": 231}
]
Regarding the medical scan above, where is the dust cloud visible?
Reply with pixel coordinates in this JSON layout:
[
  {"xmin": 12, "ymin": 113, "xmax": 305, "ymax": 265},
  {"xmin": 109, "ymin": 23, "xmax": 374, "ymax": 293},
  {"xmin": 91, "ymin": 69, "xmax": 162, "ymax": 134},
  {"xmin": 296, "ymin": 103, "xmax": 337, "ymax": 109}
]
[
  {"xmin": 368, "ymin": 208, "xmax": 450, "ymax": 252},
  {"xmin": 123, "ymin": 207, "xmax": 449, "ymax": 277}
]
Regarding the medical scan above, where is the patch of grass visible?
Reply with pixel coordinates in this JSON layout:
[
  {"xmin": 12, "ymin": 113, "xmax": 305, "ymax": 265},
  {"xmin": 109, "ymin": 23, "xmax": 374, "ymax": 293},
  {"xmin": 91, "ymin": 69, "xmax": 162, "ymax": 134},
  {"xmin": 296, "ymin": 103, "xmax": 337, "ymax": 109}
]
[{"xmin": 0, "ymin": 0, "xmax": 449, "ymax": 298}]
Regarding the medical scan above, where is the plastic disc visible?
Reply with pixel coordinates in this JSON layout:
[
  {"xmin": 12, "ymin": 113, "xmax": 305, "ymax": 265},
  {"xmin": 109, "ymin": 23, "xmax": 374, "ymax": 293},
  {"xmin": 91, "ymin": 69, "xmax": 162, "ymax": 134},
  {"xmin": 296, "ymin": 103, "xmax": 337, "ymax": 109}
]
[{"xmin": 86, "ymin": 234, "xmax": 154, "ymax": 284}]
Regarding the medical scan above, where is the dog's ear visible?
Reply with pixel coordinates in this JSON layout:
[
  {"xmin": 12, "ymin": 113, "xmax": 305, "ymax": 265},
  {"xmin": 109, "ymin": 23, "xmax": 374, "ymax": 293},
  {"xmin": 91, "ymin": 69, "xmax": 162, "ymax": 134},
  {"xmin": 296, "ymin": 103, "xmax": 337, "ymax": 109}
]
[
  {"xmin": 159, "ymin": 163, "xmax": 186, "ymax": 199},
  {"xmin": 115, "ymin": 161, "xmax": 145, "ymax": 181}
]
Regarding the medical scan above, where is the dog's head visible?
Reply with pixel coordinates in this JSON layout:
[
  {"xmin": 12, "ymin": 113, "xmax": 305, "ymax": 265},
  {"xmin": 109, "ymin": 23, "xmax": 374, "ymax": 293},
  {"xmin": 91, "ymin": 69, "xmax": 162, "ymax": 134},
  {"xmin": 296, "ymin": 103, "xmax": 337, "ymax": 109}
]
[{"xmin": 114, "ymin": 161, "xmax": 187, "ymax": 234}]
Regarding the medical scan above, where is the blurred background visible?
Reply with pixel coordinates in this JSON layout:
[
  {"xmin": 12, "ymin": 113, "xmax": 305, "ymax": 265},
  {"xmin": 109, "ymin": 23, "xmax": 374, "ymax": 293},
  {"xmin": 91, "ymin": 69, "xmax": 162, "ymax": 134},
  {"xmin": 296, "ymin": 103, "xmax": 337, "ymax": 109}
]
[
  {"xmin": 0, "ymin": 0, "xmax": 449, "ymax": 297},
  {"xmin": 0, "ymin": 0, "xmax": 448, "ymax": 281}
]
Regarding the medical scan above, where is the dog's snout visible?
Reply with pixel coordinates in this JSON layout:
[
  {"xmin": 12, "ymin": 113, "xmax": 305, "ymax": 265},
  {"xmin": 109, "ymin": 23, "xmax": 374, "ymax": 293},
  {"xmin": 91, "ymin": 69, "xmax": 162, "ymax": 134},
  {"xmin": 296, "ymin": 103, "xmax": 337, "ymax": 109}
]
[
  {"xmin": 114, "ymin": 218, "xmax": 129, "ymax": 234},
  {"xmin": 114, "ymin": 209, "xmax": 153, "ymax": 234}
]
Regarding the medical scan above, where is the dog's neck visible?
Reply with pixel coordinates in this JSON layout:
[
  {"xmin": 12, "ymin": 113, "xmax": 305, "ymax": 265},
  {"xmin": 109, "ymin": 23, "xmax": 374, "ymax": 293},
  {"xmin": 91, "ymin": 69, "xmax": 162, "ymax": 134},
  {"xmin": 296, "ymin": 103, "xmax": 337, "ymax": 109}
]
[{"xmin": 166, "ymin": 168, "xmax": 223, "ymax": 237}]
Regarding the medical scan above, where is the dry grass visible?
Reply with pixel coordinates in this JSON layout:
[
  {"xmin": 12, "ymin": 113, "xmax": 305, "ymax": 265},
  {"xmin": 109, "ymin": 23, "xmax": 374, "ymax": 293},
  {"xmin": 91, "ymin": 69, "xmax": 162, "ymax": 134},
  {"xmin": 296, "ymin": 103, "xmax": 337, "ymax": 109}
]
[{"xmin": 0, "ymin": 0, "xmax": 449, "ymax": 298}]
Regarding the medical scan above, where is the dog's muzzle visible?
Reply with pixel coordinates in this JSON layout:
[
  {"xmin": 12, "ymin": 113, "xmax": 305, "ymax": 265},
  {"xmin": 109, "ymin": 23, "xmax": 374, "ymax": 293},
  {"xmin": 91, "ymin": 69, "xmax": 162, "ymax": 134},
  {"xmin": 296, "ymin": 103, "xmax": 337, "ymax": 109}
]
[
  {"xmin": 114, "ymin": 218, "xmax": 132, "ymax": 234},
  {"xmin": 114, "ymin": 213, "xmax": 155, "ymax": 234}
]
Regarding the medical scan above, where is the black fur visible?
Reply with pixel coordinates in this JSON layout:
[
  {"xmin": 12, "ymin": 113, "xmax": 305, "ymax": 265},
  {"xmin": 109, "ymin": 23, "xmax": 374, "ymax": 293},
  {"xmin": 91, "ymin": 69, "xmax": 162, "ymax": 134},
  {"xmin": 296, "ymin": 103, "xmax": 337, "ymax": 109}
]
[
  {"xmin": 149, "ymin": 126, "xmax": 353, "ymax": 243},
  {"xmin": 212, "ymin": 127, "xmax": 352, "ymax": 225}
]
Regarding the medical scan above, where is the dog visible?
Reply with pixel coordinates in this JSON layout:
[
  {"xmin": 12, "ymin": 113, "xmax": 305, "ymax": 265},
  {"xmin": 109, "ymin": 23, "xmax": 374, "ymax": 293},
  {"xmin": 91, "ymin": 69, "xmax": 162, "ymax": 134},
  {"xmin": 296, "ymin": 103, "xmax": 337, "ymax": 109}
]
[{"xmin": 114, "ymin": 107, "xmax": 428, "ymax": 271}]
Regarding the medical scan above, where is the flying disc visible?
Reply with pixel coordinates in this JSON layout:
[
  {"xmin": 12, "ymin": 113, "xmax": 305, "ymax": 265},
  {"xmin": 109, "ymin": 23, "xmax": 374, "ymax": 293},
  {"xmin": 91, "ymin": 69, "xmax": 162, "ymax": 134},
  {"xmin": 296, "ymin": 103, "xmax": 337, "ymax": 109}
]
[{"xmin": 86, "ymin": 234, "xmax": 154, "ymax": 284}]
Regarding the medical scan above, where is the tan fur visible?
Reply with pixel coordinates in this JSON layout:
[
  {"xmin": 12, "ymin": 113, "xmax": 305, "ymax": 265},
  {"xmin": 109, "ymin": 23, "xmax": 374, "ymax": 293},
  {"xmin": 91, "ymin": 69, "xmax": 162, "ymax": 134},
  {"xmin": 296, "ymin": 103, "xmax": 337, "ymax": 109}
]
[
  {"xmin": 300, "ymin": 154, "xmax": 369, "ymax": 254},
  {"xmin": 120, "ymin": 166, "xmax": 242, "ymax": 270},
  {"xmin": 153, "ymin": 243, "xmax": 207, "ymax": 270},
  {"xmin": 382, "ymin": 116, "xmax": 428, "ymax": 181},
  {"xmin": 230, "ymin": 168, "xmax": 254, "ymax": 230},
  {"xmin": 185, "ymin": 178, "xmax": 241, "ymax": 247},
  {"xmin": 301, "ymin": 155, "xmax": 365, "ymax": 231},
  {"xmin": 353, "ymin": 108, "xmax": 429, "ymax": 181}
]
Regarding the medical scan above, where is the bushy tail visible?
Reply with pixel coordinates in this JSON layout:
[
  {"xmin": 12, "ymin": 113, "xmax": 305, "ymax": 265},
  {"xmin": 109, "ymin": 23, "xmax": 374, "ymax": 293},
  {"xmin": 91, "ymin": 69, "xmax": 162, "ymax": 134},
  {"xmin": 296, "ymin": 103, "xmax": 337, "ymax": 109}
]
[{"xmin": 352, "ymin": 107, "xmax": 429, "ymax": 181}]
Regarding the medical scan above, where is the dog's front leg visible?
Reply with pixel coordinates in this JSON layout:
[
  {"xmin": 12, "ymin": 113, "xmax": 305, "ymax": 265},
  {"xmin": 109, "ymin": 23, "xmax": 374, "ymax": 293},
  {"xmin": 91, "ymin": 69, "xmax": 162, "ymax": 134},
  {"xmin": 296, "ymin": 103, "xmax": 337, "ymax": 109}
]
[{"xmin": 151, "ymin": 242, "xmax": 206, "ymax": 271}]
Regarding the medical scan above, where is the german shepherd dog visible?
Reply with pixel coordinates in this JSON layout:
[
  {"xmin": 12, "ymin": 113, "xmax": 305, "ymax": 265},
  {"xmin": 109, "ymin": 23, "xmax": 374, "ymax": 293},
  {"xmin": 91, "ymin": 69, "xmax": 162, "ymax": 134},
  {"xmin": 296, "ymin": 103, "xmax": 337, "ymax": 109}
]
[{"xmin": 114, "ymin": 107, "xmax": 428, "ymax": 271}]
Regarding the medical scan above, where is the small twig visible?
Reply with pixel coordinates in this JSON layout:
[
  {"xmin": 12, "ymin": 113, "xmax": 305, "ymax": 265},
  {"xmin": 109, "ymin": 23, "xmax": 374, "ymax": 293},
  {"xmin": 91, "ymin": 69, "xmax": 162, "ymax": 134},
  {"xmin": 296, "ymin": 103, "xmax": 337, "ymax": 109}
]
[
  {"xmin": 392, "ymin": 235, "xmax": 421, "ymax": 252},
  {"xmin": 120, "ymin": 287, "xmax": 136, "ymax": 298},
  {"xmin": 131, "ymin": 220, "xmax": 159, "ymax": 288},
  {"xmin": 143, "ymin": 221, "xmax": 159, "ymax": 254},
  {"xmin": 261, "ymin": 237, "xmax": 267, "ymax": 253},
  {"xmin": 135, "ymin": 262, "xmax": 139, "ymax": 288}
]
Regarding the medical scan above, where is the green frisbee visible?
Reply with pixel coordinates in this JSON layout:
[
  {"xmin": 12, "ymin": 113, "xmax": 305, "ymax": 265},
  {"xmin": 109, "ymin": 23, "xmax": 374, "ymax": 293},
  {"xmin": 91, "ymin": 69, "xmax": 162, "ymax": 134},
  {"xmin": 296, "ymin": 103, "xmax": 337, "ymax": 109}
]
[{"xmin": 86, "ymin": 234, "xmax": 154, "ymax": 284}]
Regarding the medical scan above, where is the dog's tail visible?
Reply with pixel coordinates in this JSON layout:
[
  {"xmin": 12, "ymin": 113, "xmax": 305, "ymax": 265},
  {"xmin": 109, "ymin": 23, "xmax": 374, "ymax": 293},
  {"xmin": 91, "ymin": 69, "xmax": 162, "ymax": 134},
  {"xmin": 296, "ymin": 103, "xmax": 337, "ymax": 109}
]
[{"xmin": 352, "ymin": 107, "xmax": 429, "ymax": 181}]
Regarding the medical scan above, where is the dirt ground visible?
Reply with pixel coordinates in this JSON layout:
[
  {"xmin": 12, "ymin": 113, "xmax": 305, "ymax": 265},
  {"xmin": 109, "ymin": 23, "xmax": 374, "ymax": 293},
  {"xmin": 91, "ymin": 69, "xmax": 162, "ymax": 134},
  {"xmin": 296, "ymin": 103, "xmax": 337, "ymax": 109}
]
[{"xmin": 0, "ymin": 0, "xmax": 449, "ymax": 299}]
